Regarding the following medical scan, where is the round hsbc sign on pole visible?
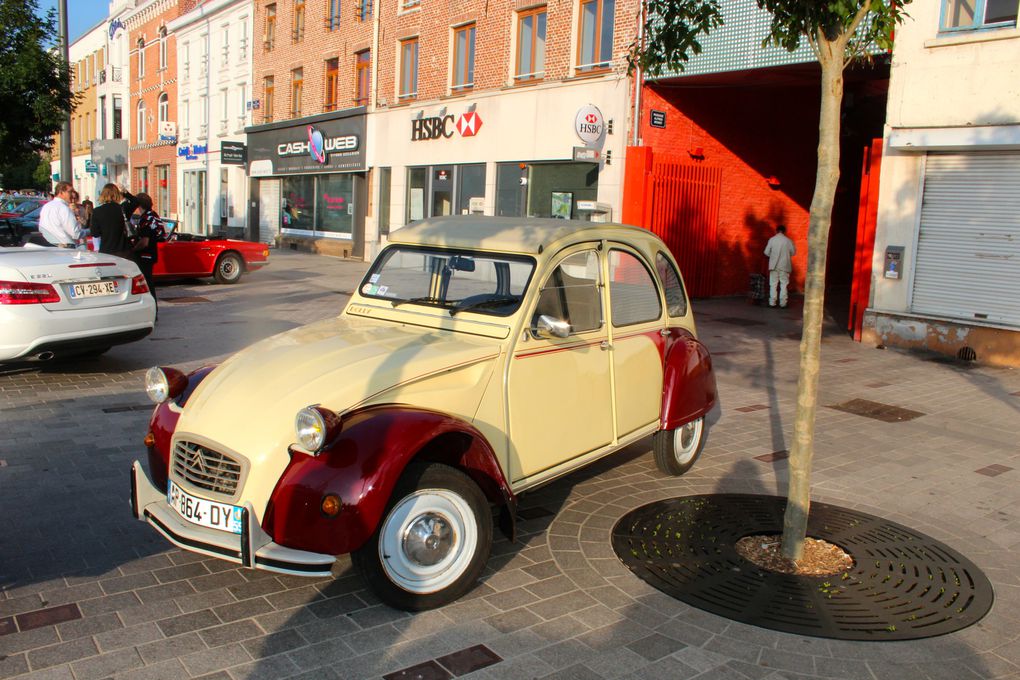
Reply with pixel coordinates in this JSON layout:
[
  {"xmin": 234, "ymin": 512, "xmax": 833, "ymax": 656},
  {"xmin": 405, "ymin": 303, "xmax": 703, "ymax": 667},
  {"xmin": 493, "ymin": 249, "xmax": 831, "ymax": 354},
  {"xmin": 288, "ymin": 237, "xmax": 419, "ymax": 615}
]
[{"xmin": 574, "ymin": 104, "xmax": 605, "ymax": 147}]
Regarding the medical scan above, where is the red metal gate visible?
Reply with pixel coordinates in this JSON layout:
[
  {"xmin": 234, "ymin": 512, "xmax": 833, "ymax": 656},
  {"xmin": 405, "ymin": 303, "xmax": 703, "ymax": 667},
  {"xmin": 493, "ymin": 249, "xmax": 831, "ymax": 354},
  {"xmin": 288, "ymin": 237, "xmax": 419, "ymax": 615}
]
[
  {"xmin": 849, "ymin": 139, "xmax": 883, "ymax": 341},
  {"xmin": 642, "ymin": 155, "xmax": 722, "ymax": 298}
]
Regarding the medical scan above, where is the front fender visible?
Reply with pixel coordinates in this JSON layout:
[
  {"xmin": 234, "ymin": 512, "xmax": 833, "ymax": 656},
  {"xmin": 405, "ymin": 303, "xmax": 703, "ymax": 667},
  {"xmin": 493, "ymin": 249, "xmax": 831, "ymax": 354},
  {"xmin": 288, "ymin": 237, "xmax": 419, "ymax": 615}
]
[
  {"xmin": 145, "ymin": 365, "xmax": 218, "ymax": 491},
  {"xmin": 660, "ymin": 329, "xmax": 717, "ymax": 431},
  {"xmin": 262, "ymin": 405, "xmax": 515, "ymax": 557}
]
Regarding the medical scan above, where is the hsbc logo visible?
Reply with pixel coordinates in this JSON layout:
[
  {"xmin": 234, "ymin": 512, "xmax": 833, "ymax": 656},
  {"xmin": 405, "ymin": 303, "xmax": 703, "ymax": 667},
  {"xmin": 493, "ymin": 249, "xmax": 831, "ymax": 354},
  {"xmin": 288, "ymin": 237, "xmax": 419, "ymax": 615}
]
[{"xmin": 411, "ymin": 111, "xmax": 484, "ymax": 141}]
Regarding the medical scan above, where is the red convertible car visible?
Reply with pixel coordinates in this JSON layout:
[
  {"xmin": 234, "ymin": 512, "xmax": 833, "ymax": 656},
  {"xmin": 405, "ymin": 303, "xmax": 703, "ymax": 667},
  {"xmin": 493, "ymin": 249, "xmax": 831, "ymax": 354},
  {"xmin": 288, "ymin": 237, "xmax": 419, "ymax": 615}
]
[{"xmin": 154, "ymin": 221, "xmax": 270, "ymax": 284}]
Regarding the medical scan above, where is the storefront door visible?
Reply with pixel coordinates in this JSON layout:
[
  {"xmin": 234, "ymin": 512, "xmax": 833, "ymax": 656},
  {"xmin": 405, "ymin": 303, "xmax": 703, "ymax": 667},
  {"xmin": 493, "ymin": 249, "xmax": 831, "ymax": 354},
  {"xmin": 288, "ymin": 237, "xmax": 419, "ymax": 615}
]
[
  {"xmin": 182, "ymin": 171, "xmax": 207, "ymax": 235},
  {"xmin": 431, "ymin": 166, "xmax": 454, "ymax": 217}
]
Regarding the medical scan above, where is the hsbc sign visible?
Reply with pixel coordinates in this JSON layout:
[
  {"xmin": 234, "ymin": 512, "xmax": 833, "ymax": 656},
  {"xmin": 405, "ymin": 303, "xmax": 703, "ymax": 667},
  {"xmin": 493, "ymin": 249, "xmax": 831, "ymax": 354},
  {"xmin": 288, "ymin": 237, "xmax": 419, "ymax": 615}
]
[
  {"xmin": 574, "ymin": 104, "xmax": 605, "ymax": 146},
  {"xmin": 411, "ymin": 111, "xmax": 484, "ymax": 141}
]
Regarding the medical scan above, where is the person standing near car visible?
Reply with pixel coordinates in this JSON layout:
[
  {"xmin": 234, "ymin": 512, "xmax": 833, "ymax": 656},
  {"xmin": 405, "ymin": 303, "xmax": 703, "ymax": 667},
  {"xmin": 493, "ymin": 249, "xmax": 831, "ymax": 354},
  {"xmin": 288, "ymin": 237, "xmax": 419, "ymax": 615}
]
[
  {"xmin": 91, "ymin": 184, "xmax": 133, "ymax": 259},
  {"xmin": 130, "ymin": 192, "xmax": 165, "ymax": 318},
  {"xmin": 38, "ymin": 182, "xmax": 83, "ymax": 247}
]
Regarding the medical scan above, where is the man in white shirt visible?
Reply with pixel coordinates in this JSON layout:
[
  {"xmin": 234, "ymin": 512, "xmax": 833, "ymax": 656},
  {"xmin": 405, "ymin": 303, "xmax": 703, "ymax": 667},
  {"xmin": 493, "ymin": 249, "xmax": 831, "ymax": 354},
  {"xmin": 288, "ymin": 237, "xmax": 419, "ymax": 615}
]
[
  {"xmin": 763, "ymin": 224, "xmax": 796, "ymax": 308},
  {"xmin": 38, "ymin": 181, "xmax": 83, "ymax": 248}
]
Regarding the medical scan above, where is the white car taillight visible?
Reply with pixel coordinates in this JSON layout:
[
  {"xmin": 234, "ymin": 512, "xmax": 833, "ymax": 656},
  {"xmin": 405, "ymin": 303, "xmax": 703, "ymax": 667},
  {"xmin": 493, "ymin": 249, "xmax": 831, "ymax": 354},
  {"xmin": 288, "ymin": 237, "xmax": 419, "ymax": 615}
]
[
  {"xmin": 0, "ymin": 280, "xmax": 60, "ymax": 305},
  {"xmin": 131, "ymin": 275, "xmax": 149, "ymax": 295}
]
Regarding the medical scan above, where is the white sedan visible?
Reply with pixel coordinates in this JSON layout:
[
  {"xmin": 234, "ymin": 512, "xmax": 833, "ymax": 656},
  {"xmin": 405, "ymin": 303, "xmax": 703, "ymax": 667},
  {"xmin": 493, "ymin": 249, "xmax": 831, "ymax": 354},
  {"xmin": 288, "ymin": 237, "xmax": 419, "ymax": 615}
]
[{"xmin": 0, "ymin": 247, "xmax": 155, "ymax": 362}]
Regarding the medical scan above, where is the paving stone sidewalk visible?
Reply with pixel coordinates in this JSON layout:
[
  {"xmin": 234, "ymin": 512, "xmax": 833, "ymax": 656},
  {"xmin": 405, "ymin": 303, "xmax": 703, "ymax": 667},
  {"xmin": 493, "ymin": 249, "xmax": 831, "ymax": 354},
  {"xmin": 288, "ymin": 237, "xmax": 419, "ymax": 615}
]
[{"xmin": 1, "ymin": 251, "xmax": 1018, "ymax": 680}]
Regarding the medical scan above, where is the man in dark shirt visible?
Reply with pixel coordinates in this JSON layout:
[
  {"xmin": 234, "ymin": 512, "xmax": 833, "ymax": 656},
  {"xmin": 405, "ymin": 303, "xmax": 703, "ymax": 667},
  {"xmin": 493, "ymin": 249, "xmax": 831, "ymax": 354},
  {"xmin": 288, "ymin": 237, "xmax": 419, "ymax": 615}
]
[{"xmin": 129, "ymin": 192, "xmax": 165, "ymax": 319}]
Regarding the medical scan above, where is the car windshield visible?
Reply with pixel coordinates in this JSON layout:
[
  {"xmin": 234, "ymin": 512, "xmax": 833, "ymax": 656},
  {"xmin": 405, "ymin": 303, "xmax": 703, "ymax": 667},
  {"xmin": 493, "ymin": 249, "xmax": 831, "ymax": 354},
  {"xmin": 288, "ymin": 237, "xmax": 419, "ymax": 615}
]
[
  {"xmin": 360, "ymin": 246, "xmax": 535, "ymax": 317},
  {"xmin": 12, "ymin": 201, "xmax": 38, "ymax": 216}
]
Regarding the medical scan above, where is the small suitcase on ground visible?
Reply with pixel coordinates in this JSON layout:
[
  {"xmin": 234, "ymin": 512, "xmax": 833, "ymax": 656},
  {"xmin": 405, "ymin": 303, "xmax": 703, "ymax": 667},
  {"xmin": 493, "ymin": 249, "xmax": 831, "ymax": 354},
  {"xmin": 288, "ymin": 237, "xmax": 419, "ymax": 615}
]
[{"xmin": 749, "ymin": 273, "xmax": 767, "ymax": 305}]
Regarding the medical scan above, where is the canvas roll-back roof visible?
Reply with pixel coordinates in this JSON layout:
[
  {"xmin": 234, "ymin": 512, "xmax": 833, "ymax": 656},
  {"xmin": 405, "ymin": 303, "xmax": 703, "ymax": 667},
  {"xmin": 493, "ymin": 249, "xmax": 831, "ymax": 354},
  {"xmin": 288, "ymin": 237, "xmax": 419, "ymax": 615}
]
[{"xmin": 386, "ymin": 216, "xmax": 656, "ymax": 255}]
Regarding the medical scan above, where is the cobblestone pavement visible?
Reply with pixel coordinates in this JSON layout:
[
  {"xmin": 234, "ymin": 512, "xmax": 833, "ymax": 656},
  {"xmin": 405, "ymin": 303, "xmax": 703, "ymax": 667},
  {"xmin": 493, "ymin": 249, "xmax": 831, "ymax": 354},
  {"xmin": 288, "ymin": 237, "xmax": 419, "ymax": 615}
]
[{"xmin": 1, "ymin": 250, "xmax": 1018, "ymax": 680}]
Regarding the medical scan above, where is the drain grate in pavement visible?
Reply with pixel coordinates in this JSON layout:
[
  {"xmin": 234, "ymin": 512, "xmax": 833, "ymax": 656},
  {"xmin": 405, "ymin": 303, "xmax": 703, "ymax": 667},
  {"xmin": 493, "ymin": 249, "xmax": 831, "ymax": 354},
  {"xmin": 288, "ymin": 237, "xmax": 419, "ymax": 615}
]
[
  {"xmin": 612, "ymin": 494, "xmax": 994, "ymax": 641},
  {"xmin": 716, "ymin": 317, "xmax": 765, "ymax": 327},
  {"xmin": 754, "ymin": 450, "xmax": 789, "ymax": 463},
  {"xmin": 975, "ymin": 465, "xmax": 1013, "ymax": 477},
  {"xmin": 102, "ymin": 404, "xmax": 153, "ymax": 414},
  {"xmin": 827, "ymin": 398, "xmax": 924, "ymax": 422},
  {"xmin": 384, "ymin": 660, "xmax": 450, "ymax": 680},
  {"xmin": 161, "ymin": 296, "xmax": 211, "ymax": 304},
  {"xmin": 384, "ymin": 645, "xmax": 501, "ymax": 680},
  {"xmin": 518, "ymin": 506, "xmax": 555, "ymax": 521}
]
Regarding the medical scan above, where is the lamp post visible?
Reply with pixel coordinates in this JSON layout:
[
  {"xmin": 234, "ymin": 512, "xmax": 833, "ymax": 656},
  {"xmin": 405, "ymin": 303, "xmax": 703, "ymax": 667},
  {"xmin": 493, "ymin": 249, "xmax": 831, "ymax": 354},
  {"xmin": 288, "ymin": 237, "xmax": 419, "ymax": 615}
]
[{"xmin": 58, "ymin": 0, "xmax": 72, "ymax": 186}]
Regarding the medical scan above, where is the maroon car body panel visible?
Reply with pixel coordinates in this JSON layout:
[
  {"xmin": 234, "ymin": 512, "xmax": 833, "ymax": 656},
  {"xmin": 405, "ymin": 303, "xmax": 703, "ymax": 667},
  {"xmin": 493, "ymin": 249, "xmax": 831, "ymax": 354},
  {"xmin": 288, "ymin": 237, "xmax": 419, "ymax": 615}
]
[
  {"xmin": 145, "ymin": 365, "xmax": 217, "ymax": 492},
  {"xmin": 261, "ymin": 405, "xmax": 515, "ymax": 556},
  {"xmin": 660, "ymin": 328, "xmax": 717, "ymax": 430}
]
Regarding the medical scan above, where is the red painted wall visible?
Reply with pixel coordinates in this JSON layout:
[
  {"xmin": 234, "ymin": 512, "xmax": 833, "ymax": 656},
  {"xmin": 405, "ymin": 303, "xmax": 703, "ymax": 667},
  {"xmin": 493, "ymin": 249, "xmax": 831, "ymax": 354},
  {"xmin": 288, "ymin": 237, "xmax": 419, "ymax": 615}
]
[{"xmin": 637, "ymin": 84, "xmax": 818, "ymax": 296}]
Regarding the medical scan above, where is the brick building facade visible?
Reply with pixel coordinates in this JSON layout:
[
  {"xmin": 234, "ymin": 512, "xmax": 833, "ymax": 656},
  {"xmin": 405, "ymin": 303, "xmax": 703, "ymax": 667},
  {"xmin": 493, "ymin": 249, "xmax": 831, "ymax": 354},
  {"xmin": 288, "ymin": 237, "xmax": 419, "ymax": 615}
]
[{"xmin": 126, "ymin": 0, "xmax": 191, "ymax": 218}]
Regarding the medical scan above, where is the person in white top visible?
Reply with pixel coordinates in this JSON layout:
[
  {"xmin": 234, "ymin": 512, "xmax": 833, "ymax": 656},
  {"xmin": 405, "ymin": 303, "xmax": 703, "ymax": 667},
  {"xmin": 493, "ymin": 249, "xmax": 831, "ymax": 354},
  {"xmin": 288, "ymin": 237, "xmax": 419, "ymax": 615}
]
[
  {"xmin": 763, "ymin": 224, "xmax": 796, "ymax": 308},
  {"xmin": 38, "ymin": 181, "xmax": 84, "ymax": 248}
]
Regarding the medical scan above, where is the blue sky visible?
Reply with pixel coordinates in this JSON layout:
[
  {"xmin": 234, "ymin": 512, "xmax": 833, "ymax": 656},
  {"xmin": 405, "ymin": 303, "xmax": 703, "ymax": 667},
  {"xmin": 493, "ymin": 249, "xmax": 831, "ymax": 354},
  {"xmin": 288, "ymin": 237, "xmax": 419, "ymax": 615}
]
[{"xmin": 36, "ymin": 0, "xmax": 111, "ymax": 44}]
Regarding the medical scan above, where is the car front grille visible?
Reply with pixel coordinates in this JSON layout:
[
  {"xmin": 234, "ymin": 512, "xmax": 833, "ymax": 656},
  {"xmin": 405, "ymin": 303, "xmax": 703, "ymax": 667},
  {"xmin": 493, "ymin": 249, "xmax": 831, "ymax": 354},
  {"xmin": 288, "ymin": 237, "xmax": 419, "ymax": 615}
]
[{"xmin": 171, "ymin": 440, "xmax": 242, "ymax": 497}]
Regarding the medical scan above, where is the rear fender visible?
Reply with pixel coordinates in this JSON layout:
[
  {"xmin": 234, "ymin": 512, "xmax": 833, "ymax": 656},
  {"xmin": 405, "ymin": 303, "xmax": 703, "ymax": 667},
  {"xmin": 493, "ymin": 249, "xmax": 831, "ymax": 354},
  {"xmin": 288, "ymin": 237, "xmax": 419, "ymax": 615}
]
[
  {"xmin": 660, "ymin": 329, "xmax": 717, "ymax": 430},
  {"xmin": 262, "ymin": 405, "xmax": 516, "ymax": 557}
]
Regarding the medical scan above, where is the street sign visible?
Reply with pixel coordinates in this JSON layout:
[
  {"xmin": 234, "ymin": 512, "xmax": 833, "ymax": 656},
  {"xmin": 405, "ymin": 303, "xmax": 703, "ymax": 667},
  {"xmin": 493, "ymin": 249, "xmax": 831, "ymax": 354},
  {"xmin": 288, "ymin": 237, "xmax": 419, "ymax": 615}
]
[
  {"xmin": 84, "ymin": 160, "xmax": 98, "ymax": 173},
  {"xmin": 221, "ymin": 141, "xmax": 247, "ymax": 165},
  {"xmin": 650, "ymin": 110, "xmax": 667, "ymax": 129},
  {"xmin": 573, "ymin": 146, "xmax": 601, "ymax": 162}
]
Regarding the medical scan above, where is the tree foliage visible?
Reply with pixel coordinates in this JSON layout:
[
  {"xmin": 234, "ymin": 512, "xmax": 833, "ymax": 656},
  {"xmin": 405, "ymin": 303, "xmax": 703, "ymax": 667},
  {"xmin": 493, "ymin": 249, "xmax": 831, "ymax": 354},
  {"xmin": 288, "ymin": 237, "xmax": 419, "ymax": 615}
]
[
  {"xmin": 0, "ymin": 0, "xmax": 76, "ymax": 168},
  {"xmin": 631, "ymin": 0, "xmax": 911, "ymax": 560}
]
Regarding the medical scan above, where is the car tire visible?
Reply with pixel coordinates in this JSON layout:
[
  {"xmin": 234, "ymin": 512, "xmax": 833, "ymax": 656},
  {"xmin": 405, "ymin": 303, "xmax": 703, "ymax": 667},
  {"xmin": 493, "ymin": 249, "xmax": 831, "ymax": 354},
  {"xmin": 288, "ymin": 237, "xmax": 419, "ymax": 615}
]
[
  {"xmin": 352, "ymin": 462, "xmax": 492, "ymax": 611},
  {"xmin": 213, "ymin": 253, "xmax": 243, "ymax": 284},
  {"xmin": 653, "ymin": 416, "xmax": 706, "ymax": 476}
]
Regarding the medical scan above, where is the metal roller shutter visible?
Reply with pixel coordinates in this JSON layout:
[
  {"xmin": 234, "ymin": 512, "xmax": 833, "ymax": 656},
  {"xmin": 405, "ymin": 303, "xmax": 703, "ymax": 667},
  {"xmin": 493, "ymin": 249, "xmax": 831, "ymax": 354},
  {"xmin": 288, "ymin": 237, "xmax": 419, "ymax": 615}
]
[{"xmin": 912, "ymin": 152, "xmax": 1020, "ymax": 327}]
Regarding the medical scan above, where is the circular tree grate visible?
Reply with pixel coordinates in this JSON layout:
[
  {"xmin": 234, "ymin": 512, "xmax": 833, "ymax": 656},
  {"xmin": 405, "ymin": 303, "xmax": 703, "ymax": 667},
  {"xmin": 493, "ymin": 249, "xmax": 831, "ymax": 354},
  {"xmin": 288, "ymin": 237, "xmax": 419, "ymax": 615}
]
[{"xmin": 611, "ymin": 494, "xmax": 994, "ymax": 641}]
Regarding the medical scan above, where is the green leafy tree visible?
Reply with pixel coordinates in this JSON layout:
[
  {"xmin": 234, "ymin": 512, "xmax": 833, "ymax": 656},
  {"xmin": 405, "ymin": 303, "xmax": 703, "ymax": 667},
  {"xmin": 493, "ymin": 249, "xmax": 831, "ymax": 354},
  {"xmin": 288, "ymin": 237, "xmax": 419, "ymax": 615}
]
[
  {"xmin": 0, "ymin": 151, "xmax": 49, "ymax": 190},
  {"xmin": 631, "ymin": 0, "xmax": 911, "ymax": 560},
  {"xmin": 0, "ymin": 0, "xmax": 76, "ymax": 168}
]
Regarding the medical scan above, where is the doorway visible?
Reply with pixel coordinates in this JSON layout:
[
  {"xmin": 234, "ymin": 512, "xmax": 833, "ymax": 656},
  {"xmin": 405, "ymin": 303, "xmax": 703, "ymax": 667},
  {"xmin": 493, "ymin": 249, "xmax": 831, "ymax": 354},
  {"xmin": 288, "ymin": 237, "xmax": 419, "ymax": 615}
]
[{"xmin": 182, "ymin": 170, "xmax": 207, "ymax": 235}]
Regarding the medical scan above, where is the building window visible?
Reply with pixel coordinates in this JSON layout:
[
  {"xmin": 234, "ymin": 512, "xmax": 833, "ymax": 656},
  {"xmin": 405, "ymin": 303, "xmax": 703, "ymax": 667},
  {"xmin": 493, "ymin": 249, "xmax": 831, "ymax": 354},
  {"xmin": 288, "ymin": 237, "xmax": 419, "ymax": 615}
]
[
  {"xmin": 291, "ymin": 68, "xmax": 303, "ymax": 117},
  {"xmin": 157, "ymin": 92, "xmax": 168, "ymax": 126},
  {"xmin": 324, "ymin": 58, "xmax": 339, "ymax": 111},
  {"xmin": 402, "ymin": 0, "xmax": 419, "ymax": 9},
  {"xmin": 354, "ymin": 50, "xmax": 370, "ymax": 106},
  {"xmin": 237, "ymin": 83, "xmax": 247, "ymax": 127},
  {"xmin": 159, "ymin": 26, "xmax": 168, "ymax": 70},
  {"xmin": 182, "ymin": 42, "xmax": 190, "ymax": 80},
  {"xmin": 452, "ymin": 24, "xmax": 475, "ymax": 91},
  {"xmin": 137, "ymin": 166, "xmax": 149, "ymax": 193},
  {"xmin": 399, "ymin": 38, "xmax": 418, "ymax": 100},
  {"xmin": 221, "ymin": 24, "xmax": 230, "ymax": 61},
  {"xmin": 199, "ymin": 94, "xmax": 208, "ymax": 137},
  {"xmin": 136, "ymin": 100, "xmax": 146, "ymax": 143},
  {"xmin": 327, "ymin": 0, "xmax": 341, "ymax": 29},
  {"xmin": 265, "ymin": 4, "xmax": 276, "ymax": 50},
  {"xmin": 220, "ymin": 89, "xmax": 229, "ymax": 131},
  {"xmin": 238, "ymin": 17, "xmax": 248, "ymax": 60},
  {"xmin": 516, "ymin": 7, "xmax": 546, "ymax": 82},
  {"xmin": 181, "ymin": 99, "xmax": 190, "ymax": 138},
  {"xmin": 264, "ymin": 75, "xmax": 274, "ymax": 121},
  {"xmin": 137, "ymin": 38, "xmax": 145, "ymax": 79},
  {"xmin": 293, "ymin": 0, "xmax": 305, "ymax": 42},
  {"xmin": 357, "ymin": 0, "xmax": 373, "ymax": 21},
  {"xmin": 577, "ymin": 0, "xmax": 614, "ymax": 72},
  {"xmin": 379, "ymin": 167, "xmax": 392, "ymax": 235},
  {"xmin": 941, "ymin": 0, "xmax": 1018, "ymax": 30}
]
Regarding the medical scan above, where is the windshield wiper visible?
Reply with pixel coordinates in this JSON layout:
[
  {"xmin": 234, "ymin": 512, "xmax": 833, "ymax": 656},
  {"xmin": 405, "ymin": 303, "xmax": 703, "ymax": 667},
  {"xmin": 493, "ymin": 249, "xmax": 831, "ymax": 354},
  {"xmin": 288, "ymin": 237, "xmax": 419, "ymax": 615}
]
[
  {"xmin": 392, "ymin": 296, "xmax": 442, "ymax": 308},
  {"xmin": 449, "ymin": 295, "xmax": 520, "ymax": 316}
]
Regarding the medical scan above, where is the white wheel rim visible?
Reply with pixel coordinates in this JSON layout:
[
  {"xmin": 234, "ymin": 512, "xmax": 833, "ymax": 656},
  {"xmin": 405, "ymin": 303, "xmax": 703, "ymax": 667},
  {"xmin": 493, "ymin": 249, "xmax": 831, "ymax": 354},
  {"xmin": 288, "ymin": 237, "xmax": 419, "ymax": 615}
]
[
  {"xmin": 379, "ymin": 488, "xmax": 478, "ymax": 594},
  {"xmin": 673, "ymin": 417, "xmax": 704, "ymax": 465},
  {"xmin": 221, "ymin": 259, "xmax": 238, "ymax": 279}
]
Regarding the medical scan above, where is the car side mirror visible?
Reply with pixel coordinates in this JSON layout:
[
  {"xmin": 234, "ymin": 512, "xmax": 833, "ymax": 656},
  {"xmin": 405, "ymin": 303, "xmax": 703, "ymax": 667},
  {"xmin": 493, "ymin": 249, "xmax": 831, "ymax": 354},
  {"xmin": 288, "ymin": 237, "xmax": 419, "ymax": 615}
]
[{"xmin": 533, "ymin": 314, "xmax": 571, "ymax": 339}]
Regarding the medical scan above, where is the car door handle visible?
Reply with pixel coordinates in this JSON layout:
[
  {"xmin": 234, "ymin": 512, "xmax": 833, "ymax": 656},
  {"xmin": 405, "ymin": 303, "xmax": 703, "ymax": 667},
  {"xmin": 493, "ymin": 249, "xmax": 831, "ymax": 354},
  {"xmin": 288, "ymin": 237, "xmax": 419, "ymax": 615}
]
[
  {"xmin": 600, "ymin": 341, "xmax": 611, "ymax": 350},
  {"xmin": 200, "ymin": 247, "xmax": 212, "ymax": 250},
  {"xmin": 660, "ymin": 329, "xmax": 671, "ymax": 337}
]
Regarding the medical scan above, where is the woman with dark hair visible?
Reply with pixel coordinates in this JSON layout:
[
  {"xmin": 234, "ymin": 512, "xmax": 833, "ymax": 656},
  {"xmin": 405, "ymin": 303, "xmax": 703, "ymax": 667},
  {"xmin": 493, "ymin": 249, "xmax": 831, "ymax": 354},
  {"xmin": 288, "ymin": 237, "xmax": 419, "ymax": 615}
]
[
  {"xmin": 90, "ymin": 184, "xmax": 132, "ymax": 258},
  {"xmin": 130, "ymin": 192, "xmax": 166, "ymax": 318}
]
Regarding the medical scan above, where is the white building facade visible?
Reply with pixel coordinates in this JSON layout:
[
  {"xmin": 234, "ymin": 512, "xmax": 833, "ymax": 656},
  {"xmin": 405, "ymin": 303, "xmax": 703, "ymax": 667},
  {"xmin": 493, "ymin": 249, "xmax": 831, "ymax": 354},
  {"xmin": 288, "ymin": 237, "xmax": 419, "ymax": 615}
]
[
  {"xmin": 867, "ymin": 1, "xmax": 1020, "ymax": 366},
  {"xmin": 168, "ymin": 0, "xmax": 253, "ymax": 236}
]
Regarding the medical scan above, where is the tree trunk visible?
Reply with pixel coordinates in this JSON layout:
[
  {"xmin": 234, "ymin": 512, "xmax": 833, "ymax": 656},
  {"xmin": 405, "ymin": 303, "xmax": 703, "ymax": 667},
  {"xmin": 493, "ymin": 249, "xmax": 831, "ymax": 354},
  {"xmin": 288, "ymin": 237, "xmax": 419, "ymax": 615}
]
[{"xmin": 780, "ymin": 42, "xmax": 845, "ymax": 561}]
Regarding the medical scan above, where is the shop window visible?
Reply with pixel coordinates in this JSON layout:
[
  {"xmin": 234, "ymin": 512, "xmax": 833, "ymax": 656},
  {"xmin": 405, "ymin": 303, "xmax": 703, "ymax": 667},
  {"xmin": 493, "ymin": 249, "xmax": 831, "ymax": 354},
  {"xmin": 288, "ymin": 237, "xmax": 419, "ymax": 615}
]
[
  {"xmin": 516, "ymin": 7, "xmax": 546, "ymax": 82},
  {"xmin": 324, "ymin": 58, "xmax": 339, "ymax": 112},
  {"xmin": 577, "ymin": 0, "xmax": 614, "ymax": 72},
  {"xmin": 399, "ymin": 38, "xmax": 418, "ymax": 100},
  {"xmin": 608, "ymin": 250, "xmax": 661, "ymax": 326},
  {"xmin": 379, "ymin": 167, "xmax": 392, "ymax": 235},
  {"xmin": 407, "ymin": 167, "xmax": 427, "ymax": 222},
  {"xmin": 264, "ymin": 4, "xmax": 276, "ymax": 50},
  {"xmin": 316, "ymin": 174, "xmax": 354, "ymax": 236},
  {"xmin": 156, "ymin": 165, "xmax": 170, "ymax": 215},
  {"xmin": 526, "ymin": 162, "xmax": 598, "ymax": 219},
  {"xmin": 457, "ymin": 164, "xmax": 485, "ymax": 215},
  {"xmin": 291, "ymin": 68, "xmax": 303, "ymax": 117},
  {"xmin": 452, "ymin": 24, "xmax": 475, "ymax": 91},
  {"xmin": 137, "ymin": 166, "xmax": 149, "ymax": 193},
  {"xmin": 293, "ymin": 0, "xmax": 305, "ymax": 42},
  {"xmin": 656, "ymin": 252, "xmax": 687, "ymax": 317},
  {"xmin": 281, "ymin": 176, "xmax": 315, "ymax": 230},
  {"xmin": 263, "ymin": 75, "xmax": 274, "ymax": 122},
  {"xmin": 941, "ymin": 0, "xmax": 1017, "ymax": 30},
  {"xmin": 355, "ymin": 50, "xmax": 371, "ymax": 106},
  {"xmin": 496, "ymin": 162, "xmax": 527, "ymax": 217}
]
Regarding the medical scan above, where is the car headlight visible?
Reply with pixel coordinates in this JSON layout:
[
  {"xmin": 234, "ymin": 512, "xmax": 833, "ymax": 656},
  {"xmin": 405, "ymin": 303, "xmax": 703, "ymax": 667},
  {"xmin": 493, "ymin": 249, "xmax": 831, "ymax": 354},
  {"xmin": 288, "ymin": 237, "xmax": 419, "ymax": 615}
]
[
  {"xmin": 295, "ymin": 406, "xmax": 342, "ymax": 454},
  {"xmin": 145, "ymin": 366, "xmax": 187, "ymax": 403}
]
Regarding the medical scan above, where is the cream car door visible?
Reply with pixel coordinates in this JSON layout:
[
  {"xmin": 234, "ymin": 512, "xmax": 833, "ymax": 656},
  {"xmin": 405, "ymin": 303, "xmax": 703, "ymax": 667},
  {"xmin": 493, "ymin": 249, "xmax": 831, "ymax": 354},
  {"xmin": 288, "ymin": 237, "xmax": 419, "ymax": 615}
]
[
  {"xmin": 606, "ymin": 247, "xmax": 665, "ymax": 437},
  {"xmin": 508, "ymin": 247, "xmax": 613, "ymax": 482}
]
